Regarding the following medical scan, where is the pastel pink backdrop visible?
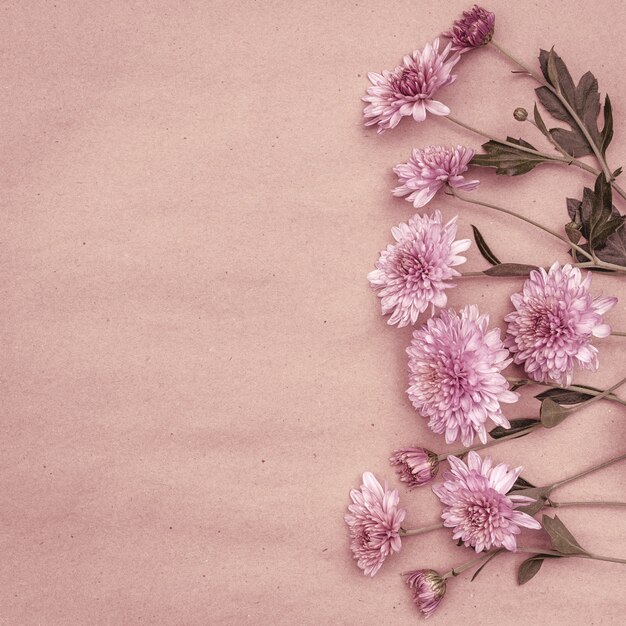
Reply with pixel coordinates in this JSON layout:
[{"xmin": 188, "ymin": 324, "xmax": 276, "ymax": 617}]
[{"xmin": 2, "ymin": 1, "xmax": 625, "ymax": 624}]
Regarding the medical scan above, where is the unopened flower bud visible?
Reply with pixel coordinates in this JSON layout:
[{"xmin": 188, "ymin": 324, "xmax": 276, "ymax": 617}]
[
  {"xmin": 514, "ymin": 107, "xmax": 528, "ymax": 122},
  {"xmin": 389, "ymin": 446, "xmax": 439, "ymax": 487},
  {"xmin": 404, "ymin": 569, "xmax": 446, "ymax": 618}
]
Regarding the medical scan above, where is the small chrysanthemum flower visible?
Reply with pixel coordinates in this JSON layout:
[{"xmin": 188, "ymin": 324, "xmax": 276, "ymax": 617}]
[
  {"xmin": 404, "ymin": 569, "xmax": 446, "ymax": 619},
  {"xmin": 390, "ymin": 446, "xmax": 440, "ymax": 488},
  {"xmin": 393, "ymin": 145, "xmax": 480, "ymax": 208},
  {"xmin": 344, "ymin": 472, "xmax": 406, "ymax": 577},
  {"xmin": 407, "ymin": 305, "xmax": 518, "ymax": 446},
  {"xmin": 444, "ymin": 5, "xmax": 496, "ymax": 53},
  {"xmin": 368, "ymin": 211, "xmax": 471, "ymax": 327},
  {"xmin": 432, "ymin": 451, "xmax": 542, "ymax": 552},
  {"xmin": 363, "ymin": 38, "xmax": 460, "ymax": 133},
  {"xmin": 504, "ymin": 262, "xmax": 617, "ymax": 386}
]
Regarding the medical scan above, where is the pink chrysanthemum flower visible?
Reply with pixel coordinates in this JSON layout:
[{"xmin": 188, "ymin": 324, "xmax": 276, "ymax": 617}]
[
  {"xmin": 504, "ymin": 262, "xmax": 617, "ymax": 386},
  {"xmin": 407, "ymin": 305, "xmax": 518, "ymax": 446},
  {"xmin": 390, "ymin": 447, "xmax": 440, "ymax": 488},
  {"xmin": 368, "ymin": 211, "xmax": 471, "ymax": 327},
  {"xmin": 363, "ymin": 38, "xmax": 460, "ymax": 133},
  {"xmin": 344, "ymin": 472, "xmax": 406, "ymax": 577},
  {"xmin": 404, "ymin": 569, "xmax": 446, "ymax": 619},
  {"xmin": 444, "ymin": 5, "xmax": 496, "ymax": 53},
  {"xmin": 393, "ymin": 145, "xmax": 480, "ymax": 208},
  {"xmin": 432, "ymin": 451, "xmax": 542, "ymax": 552}
]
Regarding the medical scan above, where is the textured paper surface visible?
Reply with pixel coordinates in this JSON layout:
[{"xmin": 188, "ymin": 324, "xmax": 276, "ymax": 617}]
[{"xmin": 2, "ymin": 1, "xmax": 626, "ymax": 623}]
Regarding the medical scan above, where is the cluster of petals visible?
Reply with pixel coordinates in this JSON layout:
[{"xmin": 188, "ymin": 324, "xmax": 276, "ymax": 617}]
[
  {"xmin": 368, "ymin": 211, "xmax": 470, "ymax": 327},
  {"xmin": 393, "ymin": 145, "xmax": 480, "ymax": 208},
  {"xmin": 432, "ymin": 451, "xmax": 542, "ymax": 552},
  {"xmin": 404, "ymin": 569, "xmax": 446, "ymax": 619},
  {"xmin": 344, "ymin": 472, "xmax": 406, "ymax": 576},
  {"xmin": 504, "ymin": 262, "xmax": 617, "ymax": 386},
  {"xmin": 407, "ymin": 305, "xmax": 517, "ymax": 446},
  {"xmin": 444, "ymin": 5, "xmax": 496, "ymax": 53},
  {"xmin": 389, "ymin": 446, "xmax": 440, "ymax": 488},
  {"xmin": 363, "ymin": 38, "xmax": 460, "ymax": 133}
]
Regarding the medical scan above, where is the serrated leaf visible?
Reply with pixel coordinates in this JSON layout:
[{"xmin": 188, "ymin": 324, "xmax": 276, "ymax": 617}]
[
  {"xmin": 483, "ymin": 263, "xmax": 538, "ymax": 277},
  {"xmin": 539, "ymin": 49, "xmax": 576, "ymax": 102},
  {"xmin": 542, "ymin": 515, "xmax": 588, "ymax": 555},
  {"xmin": 600, "ymin": 94, "xmax": 613, "ymax": 155},
  {"xmin": 540, "ymin": 398, "xmax": 570, "ymax": 428},
  {"xmin": 589, "ymin": 173, "xmax": 624, "ymax": 250},
  {"xmin": 549, "ymin": 127, "xmax": 592, "ymax": 158},
  {"xmin": 595, "ymin": 225, "xmax": 626, "ymax": 266},
  {"xmin": 471, "ymin": 138, "xmax": 551, "ymax": 176},
  {"xmin": 490, "ymin": 418, "xmax": 539, "ymax": 439},
  {"xmin": 567, "ymin": 197, "xmax": 583, "ymax": 222},
  {"xmin": 565, "ymin": 222, "xmax": 582, "ymax": 244},
  {"xmin": 471, "ymin": 224, "xmax": 501, "ymax": 265},
  {"xmin": 535, "ymin": 388, "xmax": 594, "ymax": 405},
  {"xmin": 518, "ymin": 554, "xmax": 562, "ymax": 585}
]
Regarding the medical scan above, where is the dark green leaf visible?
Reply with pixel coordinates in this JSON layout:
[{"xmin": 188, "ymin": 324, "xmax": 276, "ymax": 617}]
[
  {"xmin": 600, "ymin": 94, "xmax": 613, "ymax": 155},
  {"xmin": 549, "ymin": 127, "xmax": 592, "ymax": 157},
  {"xmin": 539, "ymin": 49, "xmax": 576, "ymax": 102},
  {"xmin": 509, "ymin": 475, "xmax": 536, "ymax": 491},
  {"xmin": 542, "ymin": 515, "xmax": 588, "ymax": 555},
  {"xmin": 470, "ymin": 549, "xmax": 503, "ymax": 582},
  {"xmin": 512, "ymin": 486, "xmax": 552, "ymax": 515},
  {"xmin": 613, "ymin": 166, "xmax": 623, "ymax": 178},
  {"xmin": 595, "ymin": 225, "xmax": 626, "ymax": 266},
  {"xmin": 533, "ymin": 104, "xmax": 550, "ymax": 138},
  {"xmin": 483, "ymin": 263, "xmax": 538, "ymax": 277},
  {"xmin": 490, "ymin": 418, "xmax": 539, "ymax": 439},
  {"xmin": 535, "ymin": 388, "xmax": 594, "ymax": 405},
  {"xmin": 540, "ymin": 398, "xmax": 570, "ymax": 428},
  {"xmin": 567, "ymin": 197, "xmax": 582, "ymax": 223},
  {"xmin": 471, "ymin": 138, "xmax": 552, "ymax": 176},
  {"xmin": 518, "ymin": 554, "xmax": 562, "ymax": 585},
  {"xmin": 565, "ymin": 222, "xmax": 582, "ymax": 244},
  {"xmin": 471, "ymin": 225, "xmax": 501, "ymax": 266},
  {"xmin": 588, "ymin": 173, "xmax": 623, "ymax": 250}
]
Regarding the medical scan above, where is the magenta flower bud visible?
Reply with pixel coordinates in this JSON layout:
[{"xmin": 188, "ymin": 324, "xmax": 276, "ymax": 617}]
[
  {"xmin": 444, "ymin": 5, "xmax": 496, "ymax": 53},
  {"xmin": 390, "ymin": 447, "xmax": 440, "ymax": 487},
  {"xmin": 404, "ymin": 569, "xmax": 446, "ymax": 619}
]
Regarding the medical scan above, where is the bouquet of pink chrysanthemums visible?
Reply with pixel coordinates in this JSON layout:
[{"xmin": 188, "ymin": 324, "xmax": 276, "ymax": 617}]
[{"xmin": 346, "ymin": 5, "xmax": 626, "ymax": 619}]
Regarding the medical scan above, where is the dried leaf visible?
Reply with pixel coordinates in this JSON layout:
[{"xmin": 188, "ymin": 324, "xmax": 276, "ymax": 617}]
[
  {"xmin": 509, "ymin": 475, "xmax": 536, "ymax": 491},
  {"xmin": 483, "ymin": 263, "xmax": 538, "ymax": 277},
  {"xmin": 600, "ymin": 94, "xmax": 613, "ymax": 155},
  {"xmin": 471, "ymin": 138, "xmax": 551, "ymax": 176},
  {"xmin": 518, "ymin": 554, "xmax": 562, "ymax": 585},
  {"xmin": 542, "ymin": 515, "xmax": 588, "ymax": 555},
  {"xmin": 540, "ymin": 398, "xmax": 570, "ymax": 428},
  {"xmin": 489, "ymin": 418, "xmax": 539, "ymax": 439},
  {"xmin": 535, "ymin": 387, "xmax": 595, "ymax": 405},
  {"xmin": 471, "ymin": 225, "xmax": 501, "ymax": 266},
  {"xmin": 512, "ymin": 486, "xmax": 552, "ymax": 515},
  {"xmin": 533, "ymin": 104, "xmax": 550, "ymax": 138},
  {"xmin": 565, "ymin": 222, "xmax": 582, "ymax": 244}
]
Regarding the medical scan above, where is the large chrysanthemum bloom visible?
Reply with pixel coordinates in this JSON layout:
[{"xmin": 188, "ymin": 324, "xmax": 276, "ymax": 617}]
[
  {"xmin": 432, "ymin": 451, "xmax": 542, "ymax": 552},
  {"xmin": 504, "ymin": 262, "xmax": 617, "ymax": 386},
  {"xmin": 404, "ymin": 569, "xmax": 446, "ymax": 619},
  {"xmin": 390, "ymin": 446, "xmax": 440, "ymax": 488},
  {"xmin": 368, "ymin": 211, "xmax": 471, "ymax": 327},
  {"xmin": 344, "ymin": 472, "xmax": 406, "ymax": 577},
  {"xmin": 444, "ymin": 5, "xmax": 495, "ymax": 53},
  {"xmin": 393, "ymin": 145, "xmax": 480, "ymax": 208},
  {"xmin": 363, "ymin": 38, "xmax": 460, "ymax": 133},
  {"xmin": 407, "ymin": 305, "xmax": 518, "ymax": 446}
]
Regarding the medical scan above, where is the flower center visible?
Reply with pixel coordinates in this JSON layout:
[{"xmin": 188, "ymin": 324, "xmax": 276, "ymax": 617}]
[
  {"xmin": 392, "ymin": 67, "xmax": 425, "ymax": 97},
  {"xmin": 398, "ymin": 250, "xmax": 428, "ymax": 278}
]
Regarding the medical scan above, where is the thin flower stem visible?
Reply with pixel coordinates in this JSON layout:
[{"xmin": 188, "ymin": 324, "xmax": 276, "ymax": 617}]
[
  {"xmin": 575, "ymin": 260, "xmax": 626, "ymax": 274},
  {"xmin": 400, "ymin": 522, "xmax": 445, "ymax": 537},
  {"xmin": 437, "ymin": 422, "xmax": 542, "ymax": 461},
  {"xmin": 448, "ymin": 188, "xmax": 596, "ymax": 263},
  {"xmin": 489, "ymin": 39, "xmax": 618, "ymax": 186},
  {"xmin": 611, "ymin": 331, "xmax": 626, "ymax": 337},
  {"xmin": 515, "ymin": 547, "xmax": 626, "ymax": 565},
  {"xmin": 504, "ymin": 376, "xmax": 626, "ymax": 407},
  {"xmin": 549, "ymin": 500, "xmax": 626, "ymax": 508},
  {"xmin": 459, "ymin": 271, "xmax": 489, "ymax": 277},
  {"xmin": 441, "ymin": 552, "xmax": 496, "ymax": 580},
  {"xmin": 549, "ymin": 452, "xmax": 626, "ymax": 491},
  {"xmin": 572, "ymin": 376, "xmax": 626, "ymax": 412}
]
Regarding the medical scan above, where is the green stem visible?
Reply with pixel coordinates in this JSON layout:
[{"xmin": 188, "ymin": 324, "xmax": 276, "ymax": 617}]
[
  {"xmin": 570, "ymin": 376, "xmax": 626, "ymax": 413},
  {"xmin": 400, "ymin": 522, "xmax": 445, "ymax": 537},
  {"xmin": 438, "ymin": 422, "xmax": 542, "ymax": 461},
  {"xmin": 449, "ymin": 188, "xmax": 595, "ymax": 263},
  {"xmin": 611, "ymin": 331, "xmax": 626, "ymax": 337},
  {"xmin": 442, "ymin": 552, "xmax": 496, "ymax": 580},
  {"xmin": 489, "ymin": 39, "xmax": 616, "ymax": 183},
  {"xmin": 549, "ymin": 452, "xmax": 626, "ymax": 491},
  {"xmin": 549, "ymin": 500, "xmax": 626, "ymax": 508},
  {"xmin": 516, "ymin": 547, "xmax": 626, "ymax": 565}
]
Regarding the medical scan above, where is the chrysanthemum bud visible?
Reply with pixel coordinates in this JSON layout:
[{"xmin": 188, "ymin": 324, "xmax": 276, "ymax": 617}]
[
  {"xmin": 389, "ymin": 447, "xmax": 439, "ymax": 487},
  {"xmin": 404, "ymin": 569, "xmax": 446, "ymax": 618},
  {"xmin": 514, "ymin": 107, "xmax": 528, "ymax": 121},
  {"xmin": 444, "ymin": 5, "xmax": 495, "ymax": 53}
]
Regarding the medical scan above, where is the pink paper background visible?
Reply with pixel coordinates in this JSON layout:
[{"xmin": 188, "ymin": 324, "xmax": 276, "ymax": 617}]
[{"xmin": 2, "ymin": 1, "xmax": 626, "ymax": 623}]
